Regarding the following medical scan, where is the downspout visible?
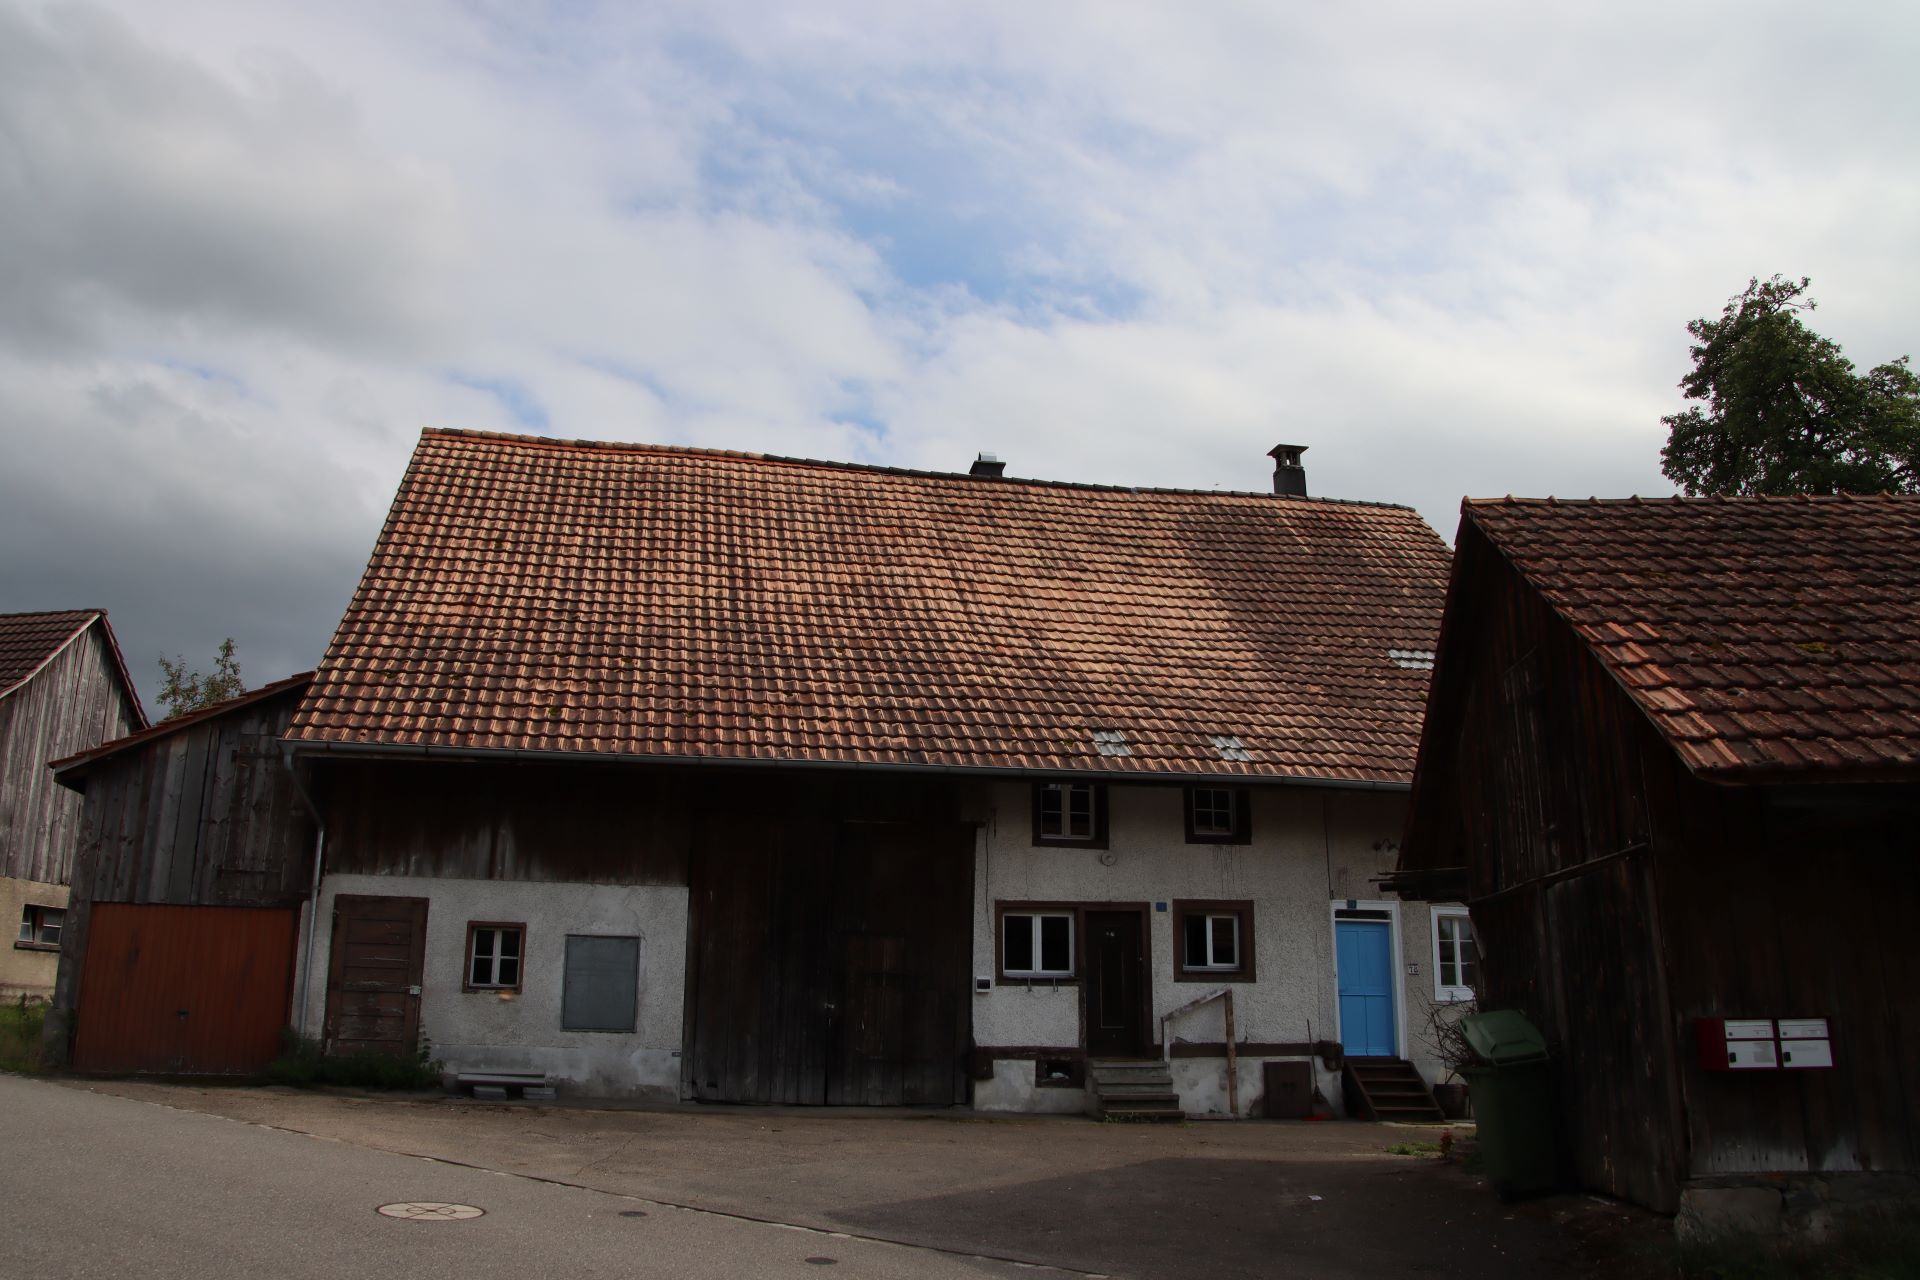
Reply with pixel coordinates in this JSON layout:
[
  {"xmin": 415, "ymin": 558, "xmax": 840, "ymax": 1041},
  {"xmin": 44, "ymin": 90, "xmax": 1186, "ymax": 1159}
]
[{"xmin": 280, "ymin": 742, "xmax": 327, "ymax": 1040}]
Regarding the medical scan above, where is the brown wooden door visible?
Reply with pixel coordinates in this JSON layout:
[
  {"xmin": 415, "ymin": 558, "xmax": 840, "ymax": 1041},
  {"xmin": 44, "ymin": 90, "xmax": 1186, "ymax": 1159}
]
[
  {"xmin": 324, "ymin": 895, "xmax": 428, "ymax": 1057},
  {"xmin": 72, "ymin": 903, "xmax": 298, "ymax": 1075},
  {"xmin": 1085, "ymin": 910, "xmax": 1149, "ymax": 1058}
]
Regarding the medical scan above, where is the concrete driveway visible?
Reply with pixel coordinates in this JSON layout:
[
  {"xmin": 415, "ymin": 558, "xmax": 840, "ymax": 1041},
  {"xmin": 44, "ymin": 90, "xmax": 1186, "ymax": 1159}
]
[{"xmin": 57, "ymin": 1079, "xmax": 1661, "ymax": 1279}]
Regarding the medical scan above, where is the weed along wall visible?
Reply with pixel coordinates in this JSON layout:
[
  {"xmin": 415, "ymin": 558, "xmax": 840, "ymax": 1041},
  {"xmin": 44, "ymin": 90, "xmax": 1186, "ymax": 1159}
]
[
  {"xmin": 302, "ymin": 875, "xmax": 689, "ymax": 1099},
  {"xmin": 969, "ymin": 779, "xmax": 1442, "ymax": 1117}
]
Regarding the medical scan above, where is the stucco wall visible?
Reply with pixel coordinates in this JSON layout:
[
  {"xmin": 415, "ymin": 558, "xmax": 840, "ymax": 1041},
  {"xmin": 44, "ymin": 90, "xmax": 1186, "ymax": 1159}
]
[
  {"xmin": 970, "ymin": 780, "xmax": 1444, "ymax": 1116},
  {"xmin": 300, "ymin": 873, "xmax": 688, "ymax": 1099},
  {"xmin": 1, "ymin": 875, "xmax": 67, "ymax": 1000}
]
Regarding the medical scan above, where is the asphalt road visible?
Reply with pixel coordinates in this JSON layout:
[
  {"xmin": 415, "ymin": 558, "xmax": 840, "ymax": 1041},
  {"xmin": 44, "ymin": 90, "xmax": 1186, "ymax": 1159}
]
[{"xmin": 0, "ymin": 1074, "xmax": 1068, "ymax": 1279}]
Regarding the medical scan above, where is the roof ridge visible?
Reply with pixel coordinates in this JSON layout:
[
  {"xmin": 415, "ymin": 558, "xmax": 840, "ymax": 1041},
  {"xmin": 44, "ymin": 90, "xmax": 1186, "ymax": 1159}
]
[
  {"xmin": 419, "ymin": 427, "xmax": 1422, "ymax": 513},
  {"xmin": 1466, "ymin": 492, "xmax": 1920, "ymax": 508}
]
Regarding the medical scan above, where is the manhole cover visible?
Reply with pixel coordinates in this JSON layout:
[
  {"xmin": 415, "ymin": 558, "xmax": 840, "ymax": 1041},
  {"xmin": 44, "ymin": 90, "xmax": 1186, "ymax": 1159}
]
[{"xmin": 376, "ymin": 1202, "xmax": 486, "ymax": 1221}]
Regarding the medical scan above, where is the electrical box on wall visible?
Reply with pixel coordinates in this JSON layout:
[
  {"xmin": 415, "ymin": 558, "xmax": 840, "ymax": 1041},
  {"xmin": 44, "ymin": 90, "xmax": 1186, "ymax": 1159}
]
[{"xmin": 1695, "ymin": 1017, "xmax": 1833, "ymax": 1072}]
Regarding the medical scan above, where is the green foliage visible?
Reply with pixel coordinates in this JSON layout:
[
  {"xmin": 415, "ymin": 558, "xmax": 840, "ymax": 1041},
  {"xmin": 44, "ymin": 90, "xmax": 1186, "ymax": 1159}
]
[
  {"xmin": 1661, "ymin": 276, "xmax": 1920, "ymax": 497},
  {"xmin": 0, "ymin": 997, "xmax": 48, "ymax": 1073},
  {"xmin": 156, "ymin": 637, "xmax": 246, "ymax": 720},
  {"xmin": 264, "ymin": 1028, "xmax": 442, "ymax": 1091}
]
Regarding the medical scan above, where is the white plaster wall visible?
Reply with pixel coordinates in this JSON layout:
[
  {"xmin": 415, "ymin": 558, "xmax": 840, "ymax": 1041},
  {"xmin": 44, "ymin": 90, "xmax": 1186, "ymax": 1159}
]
[
  {"xmin": 299, "ymin": 874, "xmax": 688, "ymax": 1099},
  {"xmin": 973, "ymin": 1059, "xmax": 1090, "ymax": 1114},
  {"xmin": 972, "ymin": 780, "xmax": 1443, "ymax": 1116}
]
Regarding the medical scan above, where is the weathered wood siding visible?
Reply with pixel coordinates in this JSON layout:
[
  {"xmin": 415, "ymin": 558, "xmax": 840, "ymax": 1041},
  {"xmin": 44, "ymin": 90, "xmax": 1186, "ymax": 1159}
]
[
  {"xmin": 0, "ymin": 622, "xmax": 141, "ymax": 884},
  {"xmin": 51, "ymin": 685, "xmax": 316, "ymax": 1051},
  {"xmin": 1437, "ymin": 524, "xmax": 1685, "ymax": 1210}
]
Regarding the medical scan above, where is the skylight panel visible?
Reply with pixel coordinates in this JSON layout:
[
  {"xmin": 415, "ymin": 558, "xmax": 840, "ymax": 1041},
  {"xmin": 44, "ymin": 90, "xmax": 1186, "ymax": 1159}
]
[
  {"xmin": 1389, "ymin": 649, "xmax": 1437, "ymax": 670},
  {"xmin": 1209, "ymin": 734, "xmax": 1253, "ymax": 762},
  {"xmin": 1091, "ymin": 729, "xmax": 1131, "ymax": 758}
]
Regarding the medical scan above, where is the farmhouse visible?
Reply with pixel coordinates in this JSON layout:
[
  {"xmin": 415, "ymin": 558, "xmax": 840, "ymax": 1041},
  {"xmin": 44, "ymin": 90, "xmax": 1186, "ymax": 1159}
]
[
  {"xmin": 1395, "ymin": 495, "xmax": 1920, "ymax": 1225},
  {"xmin": 0, "ymin": 610, "xmax": 144, "ymax": 1000}
]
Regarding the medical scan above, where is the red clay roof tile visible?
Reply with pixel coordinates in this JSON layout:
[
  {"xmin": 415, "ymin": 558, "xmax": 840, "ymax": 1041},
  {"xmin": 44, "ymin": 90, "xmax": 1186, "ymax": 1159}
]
[{"xmin": 287, "ymin": 429, "xmax": 1452, "ymax": 782}]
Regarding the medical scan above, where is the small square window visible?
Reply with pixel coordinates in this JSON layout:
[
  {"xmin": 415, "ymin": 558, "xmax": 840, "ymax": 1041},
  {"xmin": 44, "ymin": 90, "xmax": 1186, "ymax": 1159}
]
[
  {"xmin": 1172, "ymin": 901, "xmax": 1254, "ymax": 982},
  {"xmin": 1184, "ymin": 786, "xmax": 1250, "ymax": 844},
  {"xmin": 1033, "ymin": 782, "xmax": 1107, "ymax": 848},
  {"xmin": 1431, "ymin": 907, "xmax": 1476, "ymax": 1002},
  {"xmin": 465, "ymin": 922, "xmax": 526, "ymax": 991},
  {"xmin": 1000, "ymin": 910, "xmax": 1075, "ymax": 979},
  {"xmin": 16, "ymin": 904, "xmax": 64, "ymax": 951}
]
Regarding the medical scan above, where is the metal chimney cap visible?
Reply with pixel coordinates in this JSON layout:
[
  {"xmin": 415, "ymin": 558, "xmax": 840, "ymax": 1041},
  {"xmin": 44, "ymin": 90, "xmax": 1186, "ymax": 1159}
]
[
  {"xmin": 969, "ymin": 453, "xmax": 1007, "ymax": 479},
  {"xmin": 1268, "ymin": 444, "xmax": 1308, "ymax": 466}
]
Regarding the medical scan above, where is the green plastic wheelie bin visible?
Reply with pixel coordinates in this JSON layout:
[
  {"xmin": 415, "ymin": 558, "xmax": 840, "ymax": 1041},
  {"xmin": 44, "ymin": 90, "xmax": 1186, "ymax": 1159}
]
[{"xmin": 1458, "ymin": 1010, "xmax": 1560, "ymax": 1200}]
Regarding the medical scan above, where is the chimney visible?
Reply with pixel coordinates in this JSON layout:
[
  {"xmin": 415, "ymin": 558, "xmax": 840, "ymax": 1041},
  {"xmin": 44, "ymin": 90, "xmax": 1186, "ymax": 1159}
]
[
  {"xmin": 1268, "ymin": 444, "xmax": 1307, "ymax": 497},
  {"xmin": 969, "ymin": 452, "xmax": 1007, "ymax": 479}
]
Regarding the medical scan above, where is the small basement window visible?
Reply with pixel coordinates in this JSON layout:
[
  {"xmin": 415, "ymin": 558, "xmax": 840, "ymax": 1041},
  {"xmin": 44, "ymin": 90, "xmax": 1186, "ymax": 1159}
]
[
  {"xmin": 563, "ymin": 935, "xmax": 640, "ymax": 1032},
  {"xmin": 16, "ymin": 904, "xmax": 64, "ymax": 951},
  {"xmin": 1184, "ymin": 786, "xmax": 1251, "ymax": 843},
  {"xmin": 1034, "ymin": 1056, "xmax": 1084, "ymax": 1089},
  {"xmin": 1001, "ymin": 910, "xmax": 1075, "ymax": 979},
  {"xmin": 1032, "ymin": 782, "xmax": 1107, "ymax": 848},
  {"xmin": 1432, "ymin": 906, "xmax": 1476, "ymax": 1002},
  {"xmin": 465, "ymin": 922, "xmax": 525, "ymax": 991},
  {"xmin": 1172, "ymin": 900, "xmax": 1255, "ymax": 982}
]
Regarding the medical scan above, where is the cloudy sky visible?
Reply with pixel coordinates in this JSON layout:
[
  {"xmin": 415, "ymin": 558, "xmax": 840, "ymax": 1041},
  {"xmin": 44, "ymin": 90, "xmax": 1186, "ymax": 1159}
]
[{"xmin": 3, "ymin": 0, "xmax": 1917, "ymax": 711}]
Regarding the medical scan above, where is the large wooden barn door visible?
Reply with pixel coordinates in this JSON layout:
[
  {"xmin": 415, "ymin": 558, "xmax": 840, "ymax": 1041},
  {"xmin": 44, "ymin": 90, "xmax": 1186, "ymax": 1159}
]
[
  {"xmin": 72, "ymin": 903, "xmax": 298, "ymax": 1075},
  {"xmin": 323, "ymin": 894, "xmax": 429, "ymax": 1058},
  {"xmin": 685, "ymin": 818, "xmax": 972, "ymax": 1106}
]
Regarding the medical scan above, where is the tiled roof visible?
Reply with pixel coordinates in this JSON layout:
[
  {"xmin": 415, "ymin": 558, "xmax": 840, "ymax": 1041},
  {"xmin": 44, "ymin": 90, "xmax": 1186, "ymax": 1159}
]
[
  {"xmin": 1, "ymin": 610, "xmax": 147, "ymax": 728},
  {"xmin": 287, "ymin": 429, "xmax": 1452, "ymax": 784},
  {"xmin": 1466, "ymin": 495, "xmax": 1920, "ymax": 780},
  {"xmin": 52, "ymin": 672, "xmax": 313, "ymax": 780}
]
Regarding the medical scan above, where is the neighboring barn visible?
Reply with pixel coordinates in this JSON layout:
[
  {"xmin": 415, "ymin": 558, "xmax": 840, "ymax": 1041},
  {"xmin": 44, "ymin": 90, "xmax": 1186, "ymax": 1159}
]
[
  {"xmin": 46, "ymin": 674, "xmax": 316, "ymax": 1074},
  {"xmin": 1396, "ymin": 495, "xmax": 1919, "ymax": 1226},
  {"xmin": 281, "ymin": 429, "xmax": 1456, "ymax": 1115},
  {"xmin": 0, "ymin": 610, "xmax": 145, "ymax": 1000}
]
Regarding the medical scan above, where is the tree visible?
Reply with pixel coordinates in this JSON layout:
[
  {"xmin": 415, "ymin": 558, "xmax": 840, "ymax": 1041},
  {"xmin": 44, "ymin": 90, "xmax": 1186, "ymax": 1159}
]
[
  {"xmin": 1659, "ymin": 275, "xmax": 1920, "ymax": 497},
  {"xmin": 157, "ymin": 638, "xmax": 246, "ymax": 719}
]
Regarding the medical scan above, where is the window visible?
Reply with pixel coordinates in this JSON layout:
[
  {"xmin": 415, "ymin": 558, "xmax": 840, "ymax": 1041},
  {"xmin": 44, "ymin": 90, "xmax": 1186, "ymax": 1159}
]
[
  {"xmin": 1032, "ymin": 782, "xmax": 1107, "ymax": 848},
  {"xmin": 16, "ymin": 904, "xmax": 64, "ymax": 951},
  {"xmin": 1000, "ymin": 909, "xmax": 1075, "ymax": 979},
  {"xmin": 1172, "ymin": 900, "xmax": 1255, "ymax": 982},
  {"xmin": 563, "ymin": 935, "xmax": 640, "ymax": 1032},
  {"xmin": 1432, "ymin": 907, "xmax": 1476, "ymax": 1001},
  {"xmin": 1184, "ymin": 786, "xmax": 1250, "ymax": 844},
  {"xmin": 465, "ymin": 922, "xmax": 525, "ymax": 991}
]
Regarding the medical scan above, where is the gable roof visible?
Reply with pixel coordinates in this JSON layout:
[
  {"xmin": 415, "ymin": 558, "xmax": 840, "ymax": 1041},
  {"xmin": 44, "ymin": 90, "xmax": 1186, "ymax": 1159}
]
[
  {"xmin": 287, "ymin": 429, "xmax": 1451, "ymax": 784},
  {"xmin": 52, "ymin": 671, "xmax": 313, "ymax": 784},
  {"xmin": 0, "ymin": 609, "xmax": 147, "ymax": 728},
  {"xmin": 1461, "ymin": 494, "xmax": 1920, "ymax": 780}
]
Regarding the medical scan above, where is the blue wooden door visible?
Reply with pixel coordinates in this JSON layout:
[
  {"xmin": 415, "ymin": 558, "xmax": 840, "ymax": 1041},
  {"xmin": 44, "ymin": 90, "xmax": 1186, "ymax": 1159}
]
[{"xmin": 1336, "ymin": 920, "xmax": 1396, "ymax": 1057}]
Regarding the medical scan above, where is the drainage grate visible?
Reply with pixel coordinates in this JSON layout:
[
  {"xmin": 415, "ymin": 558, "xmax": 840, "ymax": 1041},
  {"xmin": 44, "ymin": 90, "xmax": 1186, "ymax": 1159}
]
[{"xmin": 376, "ymin": 1203, "xmax": 486, "ymax": 1221}]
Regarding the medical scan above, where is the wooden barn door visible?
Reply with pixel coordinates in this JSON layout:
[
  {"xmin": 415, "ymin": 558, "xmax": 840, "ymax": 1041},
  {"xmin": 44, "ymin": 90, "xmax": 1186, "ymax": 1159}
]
[
  {"xmin": 72, "ymin": 903, "xmax": 298, "ymax": 1075},
  {"xmin": 324, "ymin": 895, "xmax": 429, "ymax": 1057},
  {"xmin": 685, "ymin": 818, "xmax": 972, "ymax": 1106}
]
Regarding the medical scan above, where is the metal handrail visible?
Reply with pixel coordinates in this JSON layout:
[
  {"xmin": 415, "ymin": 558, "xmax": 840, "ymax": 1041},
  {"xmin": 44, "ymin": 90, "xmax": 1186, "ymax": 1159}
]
[{"xmin": 1161, "ymin": 985, "xmax": 1239, "ymax": 1116}]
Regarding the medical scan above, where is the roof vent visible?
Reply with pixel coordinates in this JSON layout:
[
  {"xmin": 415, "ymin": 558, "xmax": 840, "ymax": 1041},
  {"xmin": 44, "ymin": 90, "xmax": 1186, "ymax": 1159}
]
[
  {"xmin": 1209, "ymin": 734, "xmax": 1253, "ymax": 762},
  {"xmin": 970, "ymin": 452, "xmax": 1007, "ymax": 479},
  {"xmin": 1389, "ymin": 649, "xmax": 1436, "ymax": 670},
  {"xmin": 1091, "ymin": 729, "xmax": 1131, "ymax": 758},
  {"xmin": 1269, "ymin": 444, "xmax": 1307, "ymax": 497}
]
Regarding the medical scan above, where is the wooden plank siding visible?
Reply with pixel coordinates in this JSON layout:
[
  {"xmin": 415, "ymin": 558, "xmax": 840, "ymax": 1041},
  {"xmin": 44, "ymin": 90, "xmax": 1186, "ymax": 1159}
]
[
  {"xmin": 49, "ymin": 685, "xmax": 316, "ymax": 1060},
  {"xmin": 0, "ymin": 622, "xmax": 142, "ymax": 885}
]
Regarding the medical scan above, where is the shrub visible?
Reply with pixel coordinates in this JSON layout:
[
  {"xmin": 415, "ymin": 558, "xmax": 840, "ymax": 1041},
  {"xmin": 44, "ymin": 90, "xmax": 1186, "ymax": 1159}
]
[
  {"xmin": 264, "ymin": 1029, "xmax": 441, "ymax": 1091},
  {"xmin": 0, "ymin": 997, "xmax": 47, "ymax": 1073}
]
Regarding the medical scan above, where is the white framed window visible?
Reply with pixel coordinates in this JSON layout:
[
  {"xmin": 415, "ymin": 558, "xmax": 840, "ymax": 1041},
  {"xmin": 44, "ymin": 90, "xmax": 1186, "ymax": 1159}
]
[
  {"xmin": 465, "ymin": 922, "xmax": 525, "ymax": 991},
  {"xmin": 16, "ymin": 904, "xmax": 64, "ymax": 950},
  {"xmin": 1431, "ymin": 906, "xmax": 1476, "ymax": 1001},
  {"xmin": 1034, "ymin": 782, "xmax": 1105, "ymax": 847},
  {"xmin": 1183, "ymin": 912, "xmax": 1239, "ymax": 971},
  {"xmin": 1001, "ymin": 910, "xmax": 1074, "ymax": 978}
]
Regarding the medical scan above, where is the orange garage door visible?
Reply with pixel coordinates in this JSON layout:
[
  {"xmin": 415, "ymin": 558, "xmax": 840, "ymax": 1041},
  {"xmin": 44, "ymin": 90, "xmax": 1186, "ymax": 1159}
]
[{"xmin": 73, "ymin": 903, "xmax": 299, "ymax": 1075}]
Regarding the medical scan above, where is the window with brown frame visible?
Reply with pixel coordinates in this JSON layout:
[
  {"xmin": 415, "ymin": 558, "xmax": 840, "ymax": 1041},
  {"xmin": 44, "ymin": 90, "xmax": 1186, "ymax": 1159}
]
[
  {"xmin": 1032, "ymin": 782, "xmax": 1108, "ymax": 848},
  {"xmin": 1172, "ymin": 900, "xmax": 1255, "ymax": 982},
  {"xmin": 996, "ymin": 903, "xmax": 1078, "ymax": 981},
  {"xmin": 465, "ymin": 922, "xmax": 526, "ymax": 991},
  {"xmin": 1183, "ymin": 786, "xmax": 1251, "ymax": 844}
]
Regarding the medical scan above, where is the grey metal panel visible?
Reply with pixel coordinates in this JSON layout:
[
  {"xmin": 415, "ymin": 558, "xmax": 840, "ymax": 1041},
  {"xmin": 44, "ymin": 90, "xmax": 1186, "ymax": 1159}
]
[{"xmin": 563, "ymin": 935, "xmax": 639, "ymax": 1032}]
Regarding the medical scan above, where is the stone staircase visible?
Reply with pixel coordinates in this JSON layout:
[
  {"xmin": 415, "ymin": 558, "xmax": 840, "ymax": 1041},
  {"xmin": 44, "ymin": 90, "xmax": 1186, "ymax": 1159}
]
[
  {"xmin": 1342, "ymin": 1057, "xmax": 1447, "ymax": 1123},
  {"xmin": 1088, "ymin": 1058, "xmax": 1185, "ymax": 1122}
]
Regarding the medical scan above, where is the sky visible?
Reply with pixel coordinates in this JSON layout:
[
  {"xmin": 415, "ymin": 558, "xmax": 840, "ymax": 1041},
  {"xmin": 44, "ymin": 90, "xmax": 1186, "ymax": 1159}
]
[{"xmin": 3, "ymin": 0, "xmax": 1917, "ymax": 712}]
